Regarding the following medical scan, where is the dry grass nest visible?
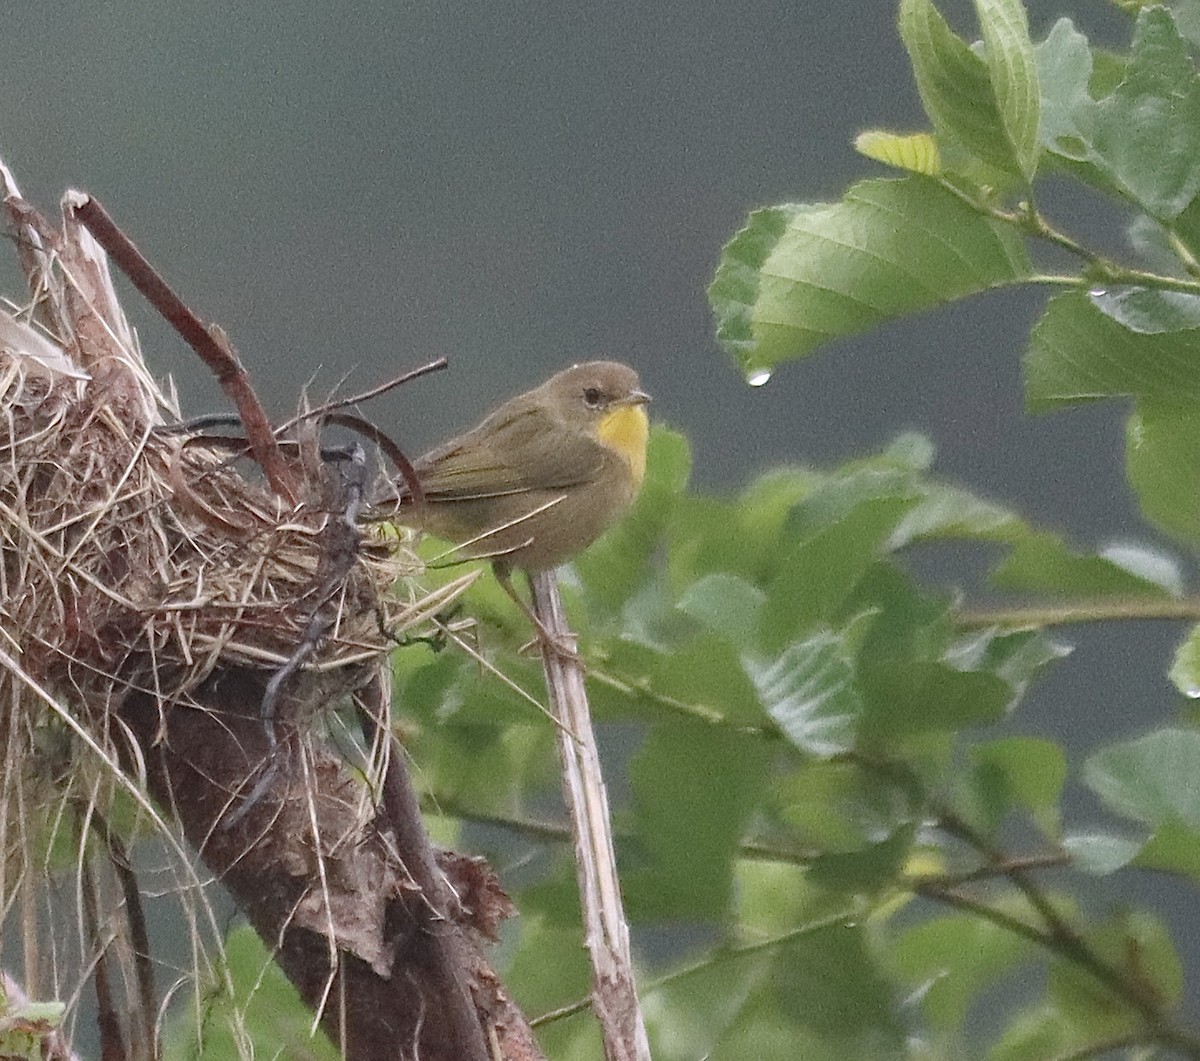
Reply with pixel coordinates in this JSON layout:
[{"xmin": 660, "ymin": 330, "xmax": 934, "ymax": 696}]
[{"xmin": 0, "ymin": 172, "xmax": 439, "ymax": 764}]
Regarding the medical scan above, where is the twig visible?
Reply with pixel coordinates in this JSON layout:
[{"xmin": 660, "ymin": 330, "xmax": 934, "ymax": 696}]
[
  {"xmin": 323, "ymin": 412, "xmax": 424, "ymax": 506},
  {"xmin": 69, "ymin": 195, "xmax": 300, "ymax": 504},
  {"xmin": 532, "ymin": 909, "xmax": 854, "ymax": 1030},
  {"xmin": 278, "ymin": 357, "xmax": 449, "ymax": 431},
  {"xmin": 957, "ymin": 596, "xmax": 1200, "ymax": 630},
  {"xmin": 528, "ymin": 570, "xmax": 651, "ymax": 1061}
]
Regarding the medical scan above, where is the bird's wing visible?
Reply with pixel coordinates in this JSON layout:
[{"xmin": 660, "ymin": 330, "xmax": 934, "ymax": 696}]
[{"xmin": 416, "ymin": 403, "xmax": 607, "ymax": 501}]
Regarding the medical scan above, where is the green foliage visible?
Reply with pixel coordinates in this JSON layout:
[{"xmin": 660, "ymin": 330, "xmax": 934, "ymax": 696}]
[
  {"xmin": 381, "ymin": 398, "xmax": 1200, "ymax": 1057},
  {"xmin": 693, "ymin": 1, "xmax": 1200, "ymax": 1056},
  {"xmin": 183, "ymin": 3, "xmax": 1200, "ymax": 1059},
  {"xmin": 0, "ymin": 989, "xmax": 66, "ymax": 1061},
  {"xmin": 163, "ymin": 926, "xmax": 340, "ymax": 1061}
]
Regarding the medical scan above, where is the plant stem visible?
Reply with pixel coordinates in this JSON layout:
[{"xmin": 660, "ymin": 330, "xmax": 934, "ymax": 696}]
[{"xmin": 958, "ymin": 596, "xmax": 1200, "ymax": 629}]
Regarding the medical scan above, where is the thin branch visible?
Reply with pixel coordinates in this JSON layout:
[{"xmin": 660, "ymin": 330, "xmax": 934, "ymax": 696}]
[
  {"xmin": 937, "ymin": 179, "xmax": 1200, "ymax": 297},
  {"xmin": 532, "ymin": 909, "xmax": 856, "ymax": 1030},
  {"xmin": 69, "ymin": 195, "xmax": 300, "ymax": 503},
  {"xmin": 278, "ymin": 357, "xmax": 449, "ymax": 431},
  {"xmin": 957, "ymin": 596, "xmax": 1200, "ymax": 630}
]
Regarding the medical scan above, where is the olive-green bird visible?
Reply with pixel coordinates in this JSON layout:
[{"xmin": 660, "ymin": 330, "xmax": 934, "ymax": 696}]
[{"xmin": 396, "ymin": 360, "xmax": 651, "ymax": 579}]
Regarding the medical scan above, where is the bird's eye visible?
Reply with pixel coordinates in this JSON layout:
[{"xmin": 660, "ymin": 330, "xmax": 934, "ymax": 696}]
[{"xmin": 583, "ymin": 386, "xmax": 605, "ymax": 409}]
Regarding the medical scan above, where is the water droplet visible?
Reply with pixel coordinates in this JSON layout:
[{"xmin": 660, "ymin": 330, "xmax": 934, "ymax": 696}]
[{"xmin": 747, "ymin": 367, "xmax": 772, "ymax": 387}]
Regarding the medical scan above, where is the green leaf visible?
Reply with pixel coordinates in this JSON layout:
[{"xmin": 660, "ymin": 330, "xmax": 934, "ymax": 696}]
[
  {"xmin": 1049, "ymin": 910, "xmax": 1183, "ymax": 1030},
  {"xmin": 1025, "ymin": 291, "xmax": 1200, "ymax": 409},
  {"xmin": 1062, "ymin": 830, "xmax": 1141, "ymax": 875},
  {"xmin": 891, "ymin": 910, "xmax": 1035, "ymax": 1034},
  {"xmin": 626, "ymin": 725, "xmax": 774, "ymax": 919},
  {"xmin": 855, "ymin": 130, "xmax": 942, "ymax": 175},
  {"xmin": 971, "ymin": 737, "xmax": 1066, "ymax": 832},
  {"xmin": 769, "ymin": 923, "xmax": 908, "ymax": 1059},
  {"xmin": 889, "ymin": 481, "xmax": 1022, "ymax": 546},
  {"xmin": 502, "ymin": 914, "xmax": 592, "ymax": 1017},
  {"xmin": 1036, "ymin": 18, "xmax": 1095, "ymax": 161},
  {"xmin": 990, "ymin": 530, "xmax": 1176, "ymax": 596},
  {"xmin": 745, "ymin": 629, "xmax": 862, "ymax": 757},
  {"xmin": 162, "ymin": 926, "xmax": 340, "ymax": 1061},
  {"xmin": 899, "ymin": 0, "xmax": 1024, "ymax": 177},
  {"xmin": 973, "ymin": 0, "xmax": 1041, "ymax": 180},
  {"xmin": 1085, "ymin": 727, "xmax": 1200, "ymax": 828},
  {"xmin": 1090, "ymin": 7, "xmax": 1200, "ymax": 219},
  {"xmin": 1089, "ymin": 286, "xmax": 1200, "ymax": 334},
  {"xmin": 649, "ymin": 633, "xmax": 765, "ymax": 726},
  {"xmin": 711, "ymin": 177, "xmax": 1030, "ymax": 374},
  {"xmin": 860, "ymin": 660, "xmax": 1012, "ymax": 742},
  {"xmin": 1170, "ymin": 622, "xmax": 1200, "ymax": 697},
  {"xmin": 1127, "ymin": 400, "xmax": 1200, "ymax": 545},
  {"xmin": 765, "ymin": 496, "xmax": 917, "ymax": 639},
  {"xmin": 575, "ymin": 426, "xmax": 690, "ymax": 614},
  {"xmin": 1132, "ymin": 819, "xmax": 1200, "ymax": 878},
  {"xmin": 677, "ymin": 572, "xmax": 766, "ymax": 648},
  {"xmin": 807, "ymin": 828, "xmax": 917, "ymax": 893},
  {"xmin": 708, "ymin": 204, "xmax": 813, "ymax": 378},
  {"xmin": 989, "ymin": 1007, "xmax": 1076, "ymax": 1061},
  {"xmin": 774, "ymin": 762, "xmax": 913, "ymax": 853},
  {"xmin": 645, "ymin": 942, "xmax": 772, "ymax": 1061}
]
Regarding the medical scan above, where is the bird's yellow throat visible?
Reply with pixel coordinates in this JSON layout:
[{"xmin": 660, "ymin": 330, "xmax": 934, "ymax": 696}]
[{"xmin": 596, "ymin": 404, "xmax": 649, "ymax": 487}]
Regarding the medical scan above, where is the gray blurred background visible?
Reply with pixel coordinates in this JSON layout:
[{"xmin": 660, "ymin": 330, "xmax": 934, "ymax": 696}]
[{"xmin": 5, "ymin": 0, "xmax": 1191, "ymax": 1031}]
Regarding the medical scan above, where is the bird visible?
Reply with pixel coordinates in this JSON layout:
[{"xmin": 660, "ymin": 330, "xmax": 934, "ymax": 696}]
[{"xmin": 389, "ymin": 361, "xmax": 650, "ymax": 639}]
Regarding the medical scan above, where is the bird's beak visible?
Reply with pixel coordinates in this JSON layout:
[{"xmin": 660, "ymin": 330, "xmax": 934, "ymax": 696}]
[{"xmin": 623, "ymin": 389, "xmax": 651, "ymax": 406}]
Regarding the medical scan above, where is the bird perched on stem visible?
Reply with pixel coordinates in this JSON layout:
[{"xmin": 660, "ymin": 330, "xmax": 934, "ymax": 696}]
[{"xmin": 392, "ymin": 360, "xmax": 651, "ymax": 624}]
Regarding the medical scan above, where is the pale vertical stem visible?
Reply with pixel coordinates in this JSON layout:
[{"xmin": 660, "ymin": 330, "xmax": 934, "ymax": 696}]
[{"xmin": 529, "ymin": 570, "xmax": 651, "ymax": 1061}]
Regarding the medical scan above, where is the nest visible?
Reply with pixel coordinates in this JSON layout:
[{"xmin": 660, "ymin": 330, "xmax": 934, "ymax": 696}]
[{"xmin": 0, "ymin": 166, "xmax": 442, "ymax": 789}]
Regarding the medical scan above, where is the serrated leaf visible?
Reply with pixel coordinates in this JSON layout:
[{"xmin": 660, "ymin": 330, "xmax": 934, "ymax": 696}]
[
  {"xmin": 1036, "ymin": 18, "xmax": 1095, "ymax": 161},
  {"xmin": 708, "ymin": 204, "xmax": 814, "ymax": 375},
  {"xmin": 745, "ymin": 630, "xmax": 862, "ymax": 757},
  {"xmin": 855, "ymin": 130, "xmax": 942, "ymax": 175},
  {"xmin": 1085, "ymin": 727, "xmax": 1200, "ymax": 828},
  {"xmin": 974, "ymin": 0, "xmax": 1041, "ymax": 179},
  {"xmin": 1126, "ymin": 400, "xmax": 1200, "ymax": 545},
  {"xmin": 899, "ymin": 0, "xmax": 1025, "ymax": 177},
  {"xmin": 1090, "ymin": 7, "xmax": 1200, "ymax": 218},
  {"xmin": 1025, "ymin": 291, "xmax": 1200, "ymax": 409},
  {"xmin": 712, "ymin": 177, "xmax": 1030, "ymax": 373}
]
